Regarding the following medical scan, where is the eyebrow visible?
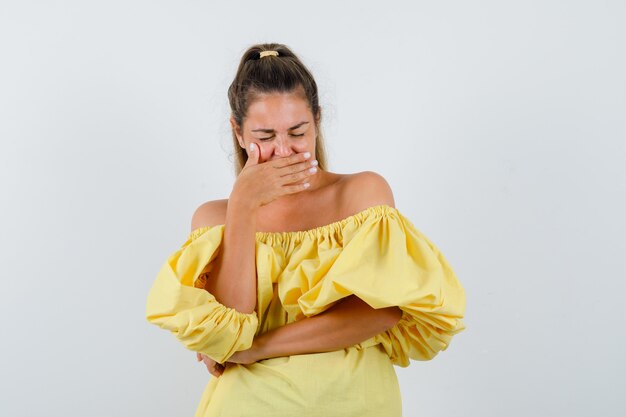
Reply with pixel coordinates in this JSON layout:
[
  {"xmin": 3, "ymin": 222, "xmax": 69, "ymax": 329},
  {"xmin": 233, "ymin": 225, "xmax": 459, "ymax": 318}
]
[{"xmin": 251, "ymin": 121, "xmax": 309, "ymax": 133}]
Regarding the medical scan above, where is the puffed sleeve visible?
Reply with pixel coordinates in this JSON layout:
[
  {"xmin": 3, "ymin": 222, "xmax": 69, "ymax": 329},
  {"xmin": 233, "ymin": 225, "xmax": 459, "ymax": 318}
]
[
  {"xmin": 297, "ymin": 207, "xmax": 466, "ymax": 367},
  {"xmin": 145, "ymin": 225, "xmax": 259, "ymax": 364}
]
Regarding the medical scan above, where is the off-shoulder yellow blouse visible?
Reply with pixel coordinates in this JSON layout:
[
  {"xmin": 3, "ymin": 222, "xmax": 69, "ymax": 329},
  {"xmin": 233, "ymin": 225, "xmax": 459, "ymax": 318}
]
[{"xmin": 145, "ymin": 204, "xmax": 466, "ymax": 417}]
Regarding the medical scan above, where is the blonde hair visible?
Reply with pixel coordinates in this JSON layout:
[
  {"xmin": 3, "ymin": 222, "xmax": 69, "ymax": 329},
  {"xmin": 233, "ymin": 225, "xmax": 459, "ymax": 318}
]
[{"xmin": 227, "ymin": 43, "xmax": 328, "ymax": 175}]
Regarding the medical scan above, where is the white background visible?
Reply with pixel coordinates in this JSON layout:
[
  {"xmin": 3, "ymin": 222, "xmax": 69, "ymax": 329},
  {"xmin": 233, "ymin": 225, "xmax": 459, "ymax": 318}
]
[{"xmin": 1, "ymin": 1, "xmax": 625, "ymax": 416}]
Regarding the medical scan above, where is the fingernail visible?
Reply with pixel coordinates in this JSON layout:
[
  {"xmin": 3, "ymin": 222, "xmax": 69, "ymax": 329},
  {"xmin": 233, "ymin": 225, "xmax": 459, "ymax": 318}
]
[
  {"xmin": 309, "ymin": 167, "xmax": 317, "ymax": 173},
  {"xmin": 310, "ymin": 160, "xmax": 318, "ymax": 166},
  {"xmin": 303, "ymin": 152, "xmax": 311, "ymax": 158},
  {"xmin": 303, "ymin": 182, "xmax": 310, "ymax": 188},
  {"xmin": 249, "ymin": 143, "xmax": 255, "ymax": 153}
]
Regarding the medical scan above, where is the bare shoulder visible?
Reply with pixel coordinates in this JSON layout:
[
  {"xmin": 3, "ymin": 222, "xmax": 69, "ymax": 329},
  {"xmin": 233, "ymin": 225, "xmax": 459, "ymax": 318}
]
[
  {"xmin": 337, "ymin": 171, "xmax": 395, "ymax": 215},
  {"xmin": 190, "ymin": 199, "xmax": 228, "ymax": 231}
]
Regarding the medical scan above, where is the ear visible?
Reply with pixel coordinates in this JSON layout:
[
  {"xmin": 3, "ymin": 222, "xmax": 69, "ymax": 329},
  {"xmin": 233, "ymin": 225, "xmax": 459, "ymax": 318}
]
[
  {"xmin": 313, "ymin": 107, "xmax": 322, "ymax": 139},
  {"xmin": 315, "ymin": 107, "xmax": 322, "ymax": 124},
  {"xmin": 230, "ymin": 115, "xmax": 245, "ymax": 148}
]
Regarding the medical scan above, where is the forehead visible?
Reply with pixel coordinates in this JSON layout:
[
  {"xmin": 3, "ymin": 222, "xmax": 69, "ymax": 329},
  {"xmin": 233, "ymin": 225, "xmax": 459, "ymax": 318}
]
[{"xmin": 245, "ymin": 92, "xmax": 311, "ymax": 130}]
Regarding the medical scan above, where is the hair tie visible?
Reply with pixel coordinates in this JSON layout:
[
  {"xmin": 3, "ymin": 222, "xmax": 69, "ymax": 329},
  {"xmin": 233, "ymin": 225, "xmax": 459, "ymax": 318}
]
[{"xmin": 259, "ymin": 50, "xmax": 279, "ymax": 59}]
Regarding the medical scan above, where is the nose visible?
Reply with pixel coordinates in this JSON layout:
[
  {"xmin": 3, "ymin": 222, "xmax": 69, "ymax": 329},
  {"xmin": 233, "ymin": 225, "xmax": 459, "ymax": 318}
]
[{"xmin": 273, "ymin": 135, "xmax": 295, "ymax": 157}]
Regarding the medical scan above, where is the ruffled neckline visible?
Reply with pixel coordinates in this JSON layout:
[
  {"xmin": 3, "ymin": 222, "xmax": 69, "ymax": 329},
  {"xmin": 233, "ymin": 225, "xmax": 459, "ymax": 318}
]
[{"xmin": 188, "ymin": 204, "xmax": 398, "ymax": 244}]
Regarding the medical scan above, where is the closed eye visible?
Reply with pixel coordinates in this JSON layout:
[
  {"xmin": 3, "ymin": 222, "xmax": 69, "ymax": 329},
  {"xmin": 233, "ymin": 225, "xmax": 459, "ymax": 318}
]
[{"xmin": 259, "ymin": 134, "xmax": 305, "ymax": 140}]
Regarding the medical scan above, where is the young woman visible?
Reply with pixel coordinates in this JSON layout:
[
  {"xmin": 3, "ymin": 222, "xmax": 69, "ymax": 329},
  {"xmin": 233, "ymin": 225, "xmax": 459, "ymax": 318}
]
[{"xmin": 146, "ymin": 43, "xmax": 467, "ymax": 417}]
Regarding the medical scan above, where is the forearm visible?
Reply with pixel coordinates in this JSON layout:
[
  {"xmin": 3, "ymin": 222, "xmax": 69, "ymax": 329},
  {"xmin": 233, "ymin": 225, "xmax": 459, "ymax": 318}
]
[
  {"xmin": 205, "ymin": 199, "xmax": 257, "ymax": 314},
  {"xmin": 252, "ymin": 295, "xmax": 403, "ymax": 359}
]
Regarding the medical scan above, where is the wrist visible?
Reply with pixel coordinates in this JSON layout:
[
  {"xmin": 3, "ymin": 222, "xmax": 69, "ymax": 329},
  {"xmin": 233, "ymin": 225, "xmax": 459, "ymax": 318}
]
[
  {"xmin": 251, "ymin": 333, "xmax": 271, "ymax": 361},
  {"xmin": 228, "ymin": 193, "xmax": 260, "ymax": 215}
]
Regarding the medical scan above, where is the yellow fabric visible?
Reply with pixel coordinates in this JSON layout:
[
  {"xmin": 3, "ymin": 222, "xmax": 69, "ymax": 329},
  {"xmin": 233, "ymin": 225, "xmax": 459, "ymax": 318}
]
[{"xmin": 145, "ymin": 204, "xmax": 466, "ymax": 416}]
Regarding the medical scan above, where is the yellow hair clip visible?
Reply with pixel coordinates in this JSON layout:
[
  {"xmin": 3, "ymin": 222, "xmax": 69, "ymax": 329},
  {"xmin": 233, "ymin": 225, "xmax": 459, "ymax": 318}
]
[{"xmin": 259, "ymin": 50, "xmax": 279, "ymax": 58}]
